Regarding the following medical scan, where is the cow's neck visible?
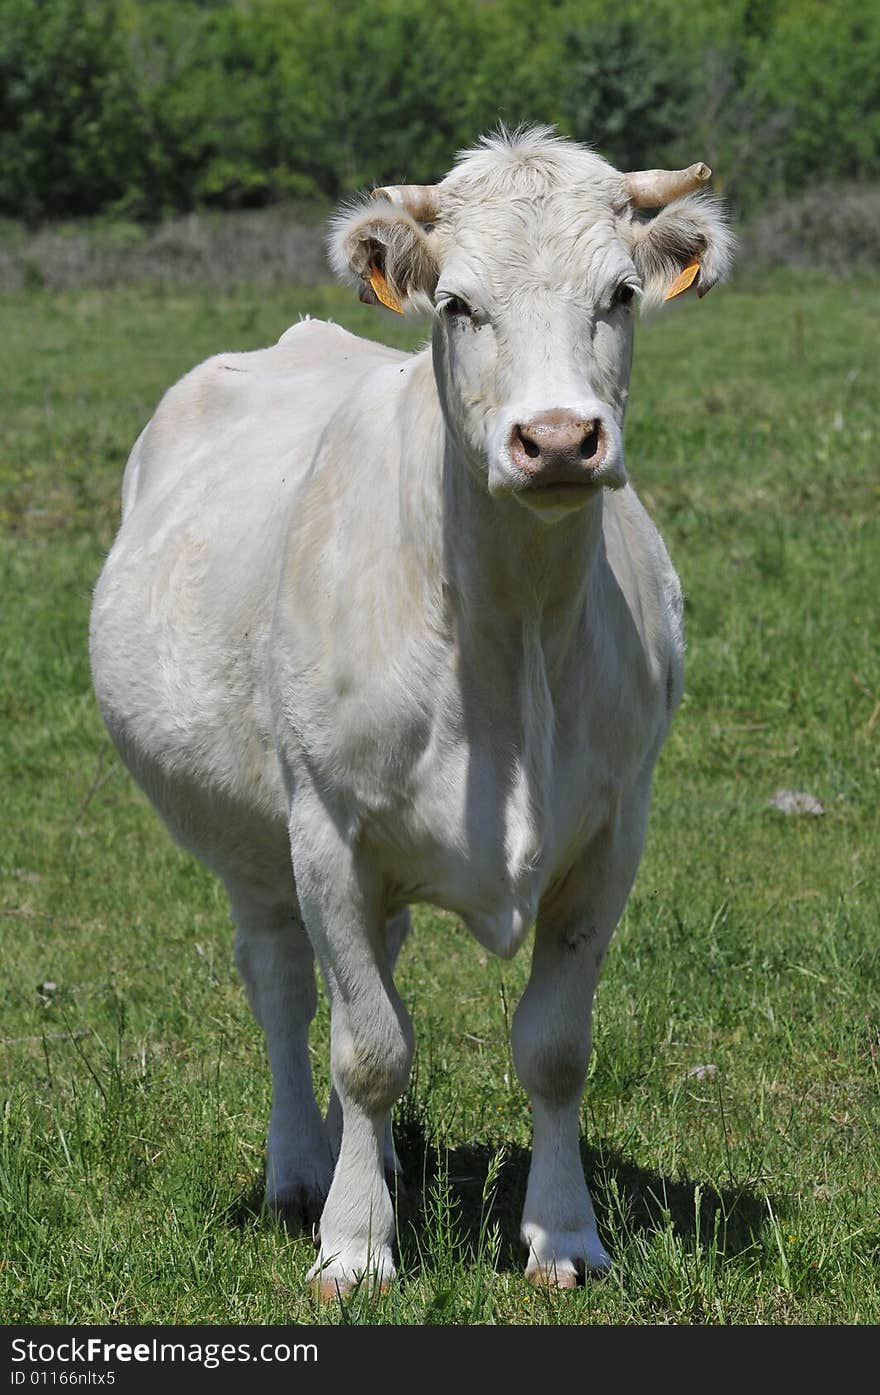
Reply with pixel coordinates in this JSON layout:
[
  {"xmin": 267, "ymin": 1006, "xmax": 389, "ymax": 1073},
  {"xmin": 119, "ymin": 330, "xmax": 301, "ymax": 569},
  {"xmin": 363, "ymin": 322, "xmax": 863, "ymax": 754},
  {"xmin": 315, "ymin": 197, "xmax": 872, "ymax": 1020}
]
[
  {"xmin": 395, "ymin": 354, "xmax": 610, "ymax": 673},
  {"xmin": 440, "ymin": 431, "xmax": 608, "ymax": 675},
  {"xmin": 437, "ymin": 417, "xmax": 612, "ymax": 919},
  {"xmin": 396, "ymin": 359, "xmax": 616, "ymax": 915}
]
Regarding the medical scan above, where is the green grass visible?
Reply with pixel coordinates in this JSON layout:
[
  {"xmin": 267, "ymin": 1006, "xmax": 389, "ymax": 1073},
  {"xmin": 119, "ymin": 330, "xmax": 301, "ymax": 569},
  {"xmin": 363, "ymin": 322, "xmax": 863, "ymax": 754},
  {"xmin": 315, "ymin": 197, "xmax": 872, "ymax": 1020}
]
[{"xmin": 1, "ymin": 272, "xmax": 878, "ymax": 1324}]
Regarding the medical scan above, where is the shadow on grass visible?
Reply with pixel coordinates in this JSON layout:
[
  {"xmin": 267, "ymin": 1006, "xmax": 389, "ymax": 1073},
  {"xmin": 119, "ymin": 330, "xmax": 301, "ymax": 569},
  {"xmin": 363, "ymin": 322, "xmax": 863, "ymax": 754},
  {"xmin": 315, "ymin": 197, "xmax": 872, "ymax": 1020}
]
[
  {"xmin": 225, "ymin": 1109, "xmax": 774, "ymax": 1278},
  {"xmin": 225, "ymin": 1178, "xmax": 275, "ymax": 1231},
  {"xmin": 391, "ymin": 1117, "xmax": 774, "ymax": 1275}
]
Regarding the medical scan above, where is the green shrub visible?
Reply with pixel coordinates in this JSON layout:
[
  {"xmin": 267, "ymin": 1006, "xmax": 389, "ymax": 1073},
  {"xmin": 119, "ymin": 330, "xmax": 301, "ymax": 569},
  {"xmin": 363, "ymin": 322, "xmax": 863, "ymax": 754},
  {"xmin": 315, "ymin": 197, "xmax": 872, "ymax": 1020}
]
[
  {"xmin": 0, "ymin": 0, "xmax": 876, "ymax": 221},
  {"xmin": 0, "ymin": 0, "xmax": 148, "ymax": 220}
]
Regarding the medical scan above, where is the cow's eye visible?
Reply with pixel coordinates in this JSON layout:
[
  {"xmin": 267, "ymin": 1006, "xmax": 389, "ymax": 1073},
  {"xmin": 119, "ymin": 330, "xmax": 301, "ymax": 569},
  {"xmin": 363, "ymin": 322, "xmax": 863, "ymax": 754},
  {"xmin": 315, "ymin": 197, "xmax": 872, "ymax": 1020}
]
[
  {"xmin": 438, "ymin": 294, "xmax": 474, "ymax": 320},
  {"xmin": 612, "ymin": 282, "xmax": 637, "ymax": 309}
]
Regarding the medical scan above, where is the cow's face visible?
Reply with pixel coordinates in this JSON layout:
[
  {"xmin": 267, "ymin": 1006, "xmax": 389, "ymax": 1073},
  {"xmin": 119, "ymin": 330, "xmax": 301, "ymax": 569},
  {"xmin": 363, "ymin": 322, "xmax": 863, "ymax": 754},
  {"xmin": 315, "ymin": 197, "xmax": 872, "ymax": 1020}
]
[
  {"xmin": 429, "ymin": 184, "xmax": 638, "ymax": 512},
  {"xmin": 332, "ymin": 129, "xmax": 732, "ymax": 522}
]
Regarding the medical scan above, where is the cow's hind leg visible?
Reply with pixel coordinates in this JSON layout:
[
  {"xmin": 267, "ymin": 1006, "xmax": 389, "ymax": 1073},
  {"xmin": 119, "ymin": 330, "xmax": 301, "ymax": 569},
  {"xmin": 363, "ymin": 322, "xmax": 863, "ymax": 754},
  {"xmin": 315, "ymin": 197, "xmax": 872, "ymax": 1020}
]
[
  {"xmin": 228, "ymin": 880, "xmax": 334, "ymax": 1228},
  {"xmin": 511, "ymin": 802, "xmax": 649, "ymax": 1286}
]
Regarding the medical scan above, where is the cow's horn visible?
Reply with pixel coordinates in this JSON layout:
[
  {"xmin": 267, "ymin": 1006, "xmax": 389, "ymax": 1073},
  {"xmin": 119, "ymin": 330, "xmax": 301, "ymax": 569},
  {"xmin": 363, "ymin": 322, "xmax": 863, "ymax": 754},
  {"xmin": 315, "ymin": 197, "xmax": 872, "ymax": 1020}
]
[
  {"xmin": 624, "ymin": 163, "xmax": 712, "ymax": 207},
  {"xmin": 371, "ymin": 184, "xmax": 439, "ymax": 221}
]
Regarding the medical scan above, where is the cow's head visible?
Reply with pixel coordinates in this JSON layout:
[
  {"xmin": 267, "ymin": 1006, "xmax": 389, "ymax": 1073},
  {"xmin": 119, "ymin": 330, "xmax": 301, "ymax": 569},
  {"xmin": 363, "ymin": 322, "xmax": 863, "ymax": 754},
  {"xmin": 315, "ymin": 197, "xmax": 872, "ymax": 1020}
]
[{"xmin": 331, "ymin": 128, "xmax": 732, "ymax": 520}]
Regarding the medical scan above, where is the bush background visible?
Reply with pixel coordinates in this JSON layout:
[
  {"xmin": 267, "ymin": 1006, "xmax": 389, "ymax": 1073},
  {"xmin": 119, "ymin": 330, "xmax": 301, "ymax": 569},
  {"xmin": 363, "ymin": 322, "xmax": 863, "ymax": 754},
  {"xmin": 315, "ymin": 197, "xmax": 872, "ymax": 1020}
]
[{"xmin": 1, "ymin": 0, "xmax": 878, "ymax": 223}]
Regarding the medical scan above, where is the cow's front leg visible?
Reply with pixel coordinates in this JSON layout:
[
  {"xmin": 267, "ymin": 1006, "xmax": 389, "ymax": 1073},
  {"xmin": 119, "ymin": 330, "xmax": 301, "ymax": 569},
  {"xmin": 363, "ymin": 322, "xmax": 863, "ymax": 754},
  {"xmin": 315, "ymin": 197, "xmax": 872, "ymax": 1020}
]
[
  {"xmin": 294, "ymin": 825, "xmax": 413, "ymax": 1298},
  {"xmin": 324, "ymin": 906, "xmax": 411, "ymax": 1186},
  {"xmin": 511, "ymin": 803, "xmax": 648, "ymax": 1287}
]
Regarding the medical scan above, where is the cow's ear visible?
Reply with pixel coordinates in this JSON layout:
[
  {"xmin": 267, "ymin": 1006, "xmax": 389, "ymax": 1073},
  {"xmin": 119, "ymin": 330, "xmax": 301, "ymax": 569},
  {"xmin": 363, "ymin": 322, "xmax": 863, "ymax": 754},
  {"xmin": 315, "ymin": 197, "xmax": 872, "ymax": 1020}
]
[
  {"xmin": 329, "ymin": 199, "xmax": 439, "ymax": 313},
  {"xmin": 630, "ymin": 195, "xmax": 734, "ymax": 306}
]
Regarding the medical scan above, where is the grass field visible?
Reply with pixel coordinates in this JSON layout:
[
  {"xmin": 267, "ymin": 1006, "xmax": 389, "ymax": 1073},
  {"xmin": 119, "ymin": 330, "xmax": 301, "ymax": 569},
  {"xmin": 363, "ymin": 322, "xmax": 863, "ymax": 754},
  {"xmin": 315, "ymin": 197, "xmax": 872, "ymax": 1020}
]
[{"xmin": 1, "ymin": 270, "xmax": 878, "ymax": 1325}]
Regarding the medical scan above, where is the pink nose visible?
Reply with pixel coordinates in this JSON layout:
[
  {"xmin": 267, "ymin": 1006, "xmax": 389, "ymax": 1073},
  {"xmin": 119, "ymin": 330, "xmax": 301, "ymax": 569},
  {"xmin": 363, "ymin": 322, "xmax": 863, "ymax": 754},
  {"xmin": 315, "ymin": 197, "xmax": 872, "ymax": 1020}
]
[{"xmin": 509, "ymin": 410, "xmax": 606, "ymax": 486}]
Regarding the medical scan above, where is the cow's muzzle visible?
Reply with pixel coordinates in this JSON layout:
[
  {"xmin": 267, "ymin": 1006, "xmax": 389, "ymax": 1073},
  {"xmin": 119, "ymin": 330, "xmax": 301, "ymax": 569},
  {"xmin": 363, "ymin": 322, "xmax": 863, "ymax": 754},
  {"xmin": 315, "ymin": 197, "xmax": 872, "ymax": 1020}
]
[{"xmin": 509, "ymin": 411, "xmax": 607, "ymax": 490}]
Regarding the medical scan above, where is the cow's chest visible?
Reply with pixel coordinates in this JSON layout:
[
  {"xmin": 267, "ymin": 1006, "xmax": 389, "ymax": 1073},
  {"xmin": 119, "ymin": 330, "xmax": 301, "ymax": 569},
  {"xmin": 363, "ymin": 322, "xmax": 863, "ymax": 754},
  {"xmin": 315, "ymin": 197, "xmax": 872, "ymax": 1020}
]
[
  {"xmin": 367, "ymin": 643, "xmax": 657, "ymax": 959},
  {"xmin": 278, "ymin": 568, "xmax": 667, "ymax": 959}
]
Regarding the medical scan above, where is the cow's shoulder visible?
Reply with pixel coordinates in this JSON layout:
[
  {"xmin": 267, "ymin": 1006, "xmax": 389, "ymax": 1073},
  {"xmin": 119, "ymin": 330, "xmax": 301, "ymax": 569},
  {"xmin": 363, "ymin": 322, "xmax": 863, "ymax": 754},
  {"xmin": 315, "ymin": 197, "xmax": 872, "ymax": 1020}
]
[
  {"xmin": 276, "ymin": 315, "xmax": 407, "ymax": 366},
  {"xmin": 122, "ymin": 321, "xmax": 413, "ymax": 519},
  {"xmin": 148, "ymin": 319, "xmax": 406, "ymax": 440}
]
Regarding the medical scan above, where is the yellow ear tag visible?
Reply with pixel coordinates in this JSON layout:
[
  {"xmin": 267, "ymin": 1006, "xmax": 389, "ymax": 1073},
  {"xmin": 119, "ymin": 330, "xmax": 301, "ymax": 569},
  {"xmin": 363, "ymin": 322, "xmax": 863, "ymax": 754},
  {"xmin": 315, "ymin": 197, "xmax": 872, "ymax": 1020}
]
[
  {"xmin": 664, "ymin": 258, "xmax": 701, "ymax": 302},
  {"xmin": 368, "ymin": 265, "xmax": 404, "ymax": 314}
]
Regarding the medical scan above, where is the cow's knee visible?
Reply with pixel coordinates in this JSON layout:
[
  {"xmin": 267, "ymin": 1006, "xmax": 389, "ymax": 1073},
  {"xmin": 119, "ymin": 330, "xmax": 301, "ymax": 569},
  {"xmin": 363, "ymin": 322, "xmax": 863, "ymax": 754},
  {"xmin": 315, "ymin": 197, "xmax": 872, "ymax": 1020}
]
[
  {"xmin": 331, "ymin": 996, "xmax": 414, "ymax": 1119},
  {"xmin": 512, "ymin": 994, "xmax": 591, "ymax": 1108}
]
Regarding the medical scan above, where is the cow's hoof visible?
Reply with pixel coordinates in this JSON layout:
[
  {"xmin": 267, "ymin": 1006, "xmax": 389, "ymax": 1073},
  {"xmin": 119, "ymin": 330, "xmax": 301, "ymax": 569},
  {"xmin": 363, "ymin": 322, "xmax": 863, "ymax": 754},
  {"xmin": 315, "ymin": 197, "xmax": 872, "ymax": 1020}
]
[
  {"xmin": 266, "ymin": 1182, "xmax": 327, "ymax": 1234},
  {"xmin": 525, "ymin": 1255, "xmax": 611, "ymax": 1289},
  {"xmin": 310, "ymin": 1272, "xmax": 393, "ymax": 1301},
  {"xmin": 307, "ymin": 1249, "xmax": 396, "ymax": 1301},
  {"xmin": 526, "ymin": 1261, "xmax": 582, "ymax": 1289},
  {"xmin": 523, "ymin": 1231, "xmax": 611, "ymax": 1289}
]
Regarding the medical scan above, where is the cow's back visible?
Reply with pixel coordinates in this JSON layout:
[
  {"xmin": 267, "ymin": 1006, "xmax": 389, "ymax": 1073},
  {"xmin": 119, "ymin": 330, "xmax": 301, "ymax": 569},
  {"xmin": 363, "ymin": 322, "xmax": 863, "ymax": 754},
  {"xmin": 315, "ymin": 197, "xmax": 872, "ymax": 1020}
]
[{"xmin": 120, "ymin": 319, "xmax": 405, "ymax": 522}]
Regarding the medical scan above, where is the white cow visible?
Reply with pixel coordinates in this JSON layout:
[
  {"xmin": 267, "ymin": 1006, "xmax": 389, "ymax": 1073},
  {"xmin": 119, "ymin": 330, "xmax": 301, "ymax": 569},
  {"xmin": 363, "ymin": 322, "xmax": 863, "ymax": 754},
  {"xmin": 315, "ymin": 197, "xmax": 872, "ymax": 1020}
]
[{"xmin": 90, "ymin": 128, "xmax": 731, "ymax": 1295}]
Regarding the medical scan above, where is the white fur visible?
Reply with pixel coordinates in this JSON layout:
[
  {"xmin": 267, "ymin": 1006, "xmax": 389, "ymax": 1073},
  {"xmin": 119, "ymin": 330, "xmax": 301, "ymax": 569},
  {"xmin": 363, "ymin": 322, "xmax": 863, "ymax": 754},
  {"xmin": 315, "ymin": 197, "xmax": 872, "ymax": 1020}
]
[{"xmin": 90, "ymin": 130, "xmax": 729, "ymax": 1294}]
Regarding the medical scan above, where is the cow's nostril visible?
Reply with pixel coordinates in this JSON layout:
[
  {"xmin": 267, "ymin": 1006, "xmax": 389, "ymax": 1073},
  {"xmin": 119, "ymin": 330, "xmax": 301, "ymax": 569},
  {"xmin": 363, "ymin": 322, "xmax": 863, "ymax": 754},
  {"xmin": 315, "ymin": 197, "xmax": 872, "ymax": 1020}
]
[
  {"xmin": 579, "ymin": 424, "xmax": 601, "ymax": 461},
  {"xmin": 517, "ymin": 427, "xmax": 541, "ymax": 459}
]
